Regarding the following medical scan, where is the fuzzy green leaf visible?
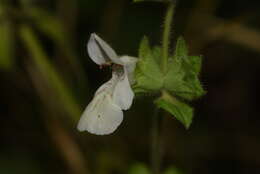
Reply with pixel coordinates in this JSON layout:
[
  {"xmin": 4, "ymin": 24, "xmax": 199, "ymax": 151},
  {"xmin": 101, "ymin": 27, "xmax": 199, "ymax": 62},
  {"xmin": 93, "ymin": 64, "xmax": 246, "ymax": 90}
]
[
  {"xmin": 174, "ymin": 36, "xmax": 188, "ymax": 60},
  {"xmin": 155, "ymin": 91, "xmax": 193, "ymax": 129},
  {"xmin": 134, "ymin": 35, "xmax": 204, "ymax": 128},
  {"xmin": 134, "ymin": 37, "xmax": 164, "ymax": 93},
  {"xmin": 164, "ymin": 37, "xmax": 205, "ymax": 100},
  {"xmin": 186, "ymin": 55, "xmax": 202, "ymax": 75},
  {"xmin": 138, "ymin": 36, "xmax": 151, "ymax": 59}
]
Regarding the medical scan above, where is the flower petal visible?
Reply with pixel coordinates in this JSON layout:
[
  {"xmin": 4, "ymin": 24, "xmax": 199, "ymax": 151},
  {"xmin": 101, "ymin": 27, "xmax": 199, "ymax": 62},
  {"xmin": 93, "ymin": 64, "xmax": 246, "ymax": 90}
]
[
  {"xmin": 77, "ymin": 97, "xmax": 123, "ymax": 135},
  {"xmin": 88, "ymin": 33, "xmax": 124, "ymax": 65},
  {"xmin": 87, "ymin": 33, "xmax": 110, "ymax": 65},
  {"xmin": 77, "ymin": 77, "xmax": 123, "ymax": 135},
  {"xmin": 120, "ymin": 56, "xmax": 138, "ymax": 84},
  {"xmin": 112, "ymin": 70, "xmax": 134, "ymax": 110}
]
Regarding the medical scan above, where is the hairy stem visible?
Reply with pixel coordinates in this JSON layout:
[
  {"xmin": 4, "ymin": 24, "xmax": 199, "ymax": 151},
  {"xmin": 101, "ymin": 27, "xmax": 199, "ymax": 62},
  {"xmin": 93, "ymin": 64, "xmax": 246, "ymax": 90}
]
[
  {"xmin": 161, "ymin": 2, "xmax": 175, "ymax": 74},
  {"xmin": 152, "ymin": 2, "xmax": 176, "ymax": 173}
]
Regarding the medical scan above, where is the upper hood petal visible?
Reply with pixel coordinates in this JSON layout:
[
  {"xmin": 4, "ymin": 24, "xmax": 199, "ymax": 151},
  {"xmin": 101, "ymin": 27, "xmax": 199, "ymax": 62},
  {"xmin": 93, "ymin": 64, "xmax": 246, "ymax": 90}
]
[{"xmin": 87, "ymin": 33, "xmax": 123, "ymax": 65}]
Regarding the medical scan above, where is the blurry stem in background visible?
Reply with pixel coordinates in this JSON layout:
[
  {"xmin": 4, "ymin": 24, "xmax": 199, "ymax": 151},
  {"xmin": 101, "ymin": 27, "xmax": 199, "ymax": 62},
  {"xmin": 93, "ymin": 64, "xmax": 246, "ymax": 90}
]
[
  {"xmin": 150, "ymin": 107, "xmax": 162, "ymax": 174},
  {"xmin": 189, "ymin": 14, "xmax": 260, "ymax": 54},
  {"xmin": 20, "ymin": 0, "xmax": 88, "ymax": 99},
  {"xmin": 19, "ymin": 25, "xmax": 81, "ymax": 121},
  {"xmin": 182, "ymin": 0, "xmax": 260, "ymax": 54},
  {"xmin": 27, "ymin": 65, "xmax": 88, "ymax": 174},
  {"xmin": 56, "ymin": 0, "xmax": 89, "ymax": 98},
  {"xmin": 46, "ymin": 117, "xmax": 89, "ymax": 174},
  {"xmin": 161, "ymin": 1, "xmax": 175, "ymax": 74},
  {"xmin": 184, "ymin": 0, "xmax": 219, "ymax": 53},
  {"xmin": 0, "ymin": 4, "xmax": 15, "ymax": 70}
]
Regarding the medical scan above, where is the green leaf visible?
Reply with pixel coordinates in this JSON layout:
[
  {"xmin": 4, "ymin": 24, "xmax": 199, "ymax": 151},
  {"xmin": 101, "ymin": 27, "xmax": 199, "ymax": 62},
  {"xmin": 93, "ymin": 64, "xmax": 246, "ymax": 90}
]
[
  {"xmin": 128, "ymin": 163, "xmax": 150, "ymax": 174},
  {"xmin": 19, "ymin": 25, "xmax": 81, "ymax": 121},
  {"xmin": 138, "ymin": 36, "xmax": 151, "ymax": 58},
  {"xmin": 155, "ymin": 91, "xmax": 193, "ymax": 129},
  {"xmin": 186, "ymin": 55, "xmax": 202, "ymax": 75},
  {"xmin": 151, "ymin": 46, "xmax": 162, "ymax": 65},
  {"xmin": 164, "ymin": 36, "xmax": 205, "ymax": 100},
  {"xmin": 174, "ymin": 36, "xmax": 188, "ymax": 61},
  {"xmin": 134, "ymin": 37, "xmax": 164, "ymax": 93},
  {"xmin": 134, "ymin": 36, "xmax": 204, "ymax": 127}
]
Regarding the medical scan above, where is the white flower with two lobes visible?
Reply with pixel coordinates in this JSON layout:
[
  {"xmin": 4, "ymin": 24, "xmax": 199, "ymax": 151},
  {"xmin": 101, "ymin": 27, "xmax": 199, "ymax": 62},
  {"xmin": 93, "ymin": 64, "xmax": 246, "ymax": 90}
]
[{"xmin": 77, "ymin": 33, "xmax": 137, "ymax": 135}]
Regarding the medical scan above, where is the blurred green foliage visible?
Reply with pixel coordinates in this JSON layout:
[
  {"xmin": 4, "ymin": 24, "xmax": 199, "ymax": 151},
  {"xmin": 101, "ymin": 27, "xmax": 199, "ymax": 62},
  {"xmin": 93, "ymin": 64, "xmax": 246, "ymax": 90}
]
[
  {"xmin": 128, "ymin": 163, "xmax": 150, "ymax": 174},
  {"xmin": 164, "ymin": 167, "xmax": 184, "ymax": 174},
  {"xmin": 0, "ymin": 3, "xmax": 14, "ymax": 70},
  {"xmin": 0, "ymin": 0, "xmax": 85, "ymax": 123},
  {"xmin": 20, "ymin": 25, "xmax": 81, "ymax": 120}
]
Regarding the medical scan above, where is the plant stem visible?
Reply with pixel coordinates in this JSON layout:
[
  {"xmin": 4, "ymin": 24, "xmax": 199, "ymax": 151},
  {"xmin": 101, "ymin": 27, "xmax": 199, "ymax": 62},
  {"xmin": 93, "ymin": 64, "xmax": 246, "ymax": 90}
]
[
  {"xmin": 151, "ymin": 106, "xmax": 162, "ymax": 174},
  {"xmin": 151, "ymin": 2, "xmax": 176, "ymax": 173},
  {"xmin": 161, "ymin": 2, "xmax": 175, "ymax": 74}
]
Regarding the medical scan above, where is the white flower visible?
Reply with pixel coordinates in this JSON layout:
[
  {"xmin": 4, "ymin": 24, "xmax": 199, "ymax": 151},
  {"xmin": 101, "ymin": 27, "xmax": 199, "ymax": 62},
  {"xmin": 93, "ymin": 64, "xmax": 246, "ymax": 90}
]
[{"xmin": 77, "ymin": 33, "xmax": 137, "ymax": 135}]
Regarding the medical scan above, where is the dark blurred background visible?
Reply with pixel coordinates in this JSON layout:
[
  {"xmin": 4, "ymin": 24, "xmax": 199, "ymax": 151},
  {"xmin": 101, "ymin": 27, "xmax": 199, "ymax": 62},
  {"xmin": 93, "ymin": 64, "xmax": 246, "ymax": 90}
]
[{"xmin": 1, "ymin": 0, "xmax": 260, "ymax": 174}]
